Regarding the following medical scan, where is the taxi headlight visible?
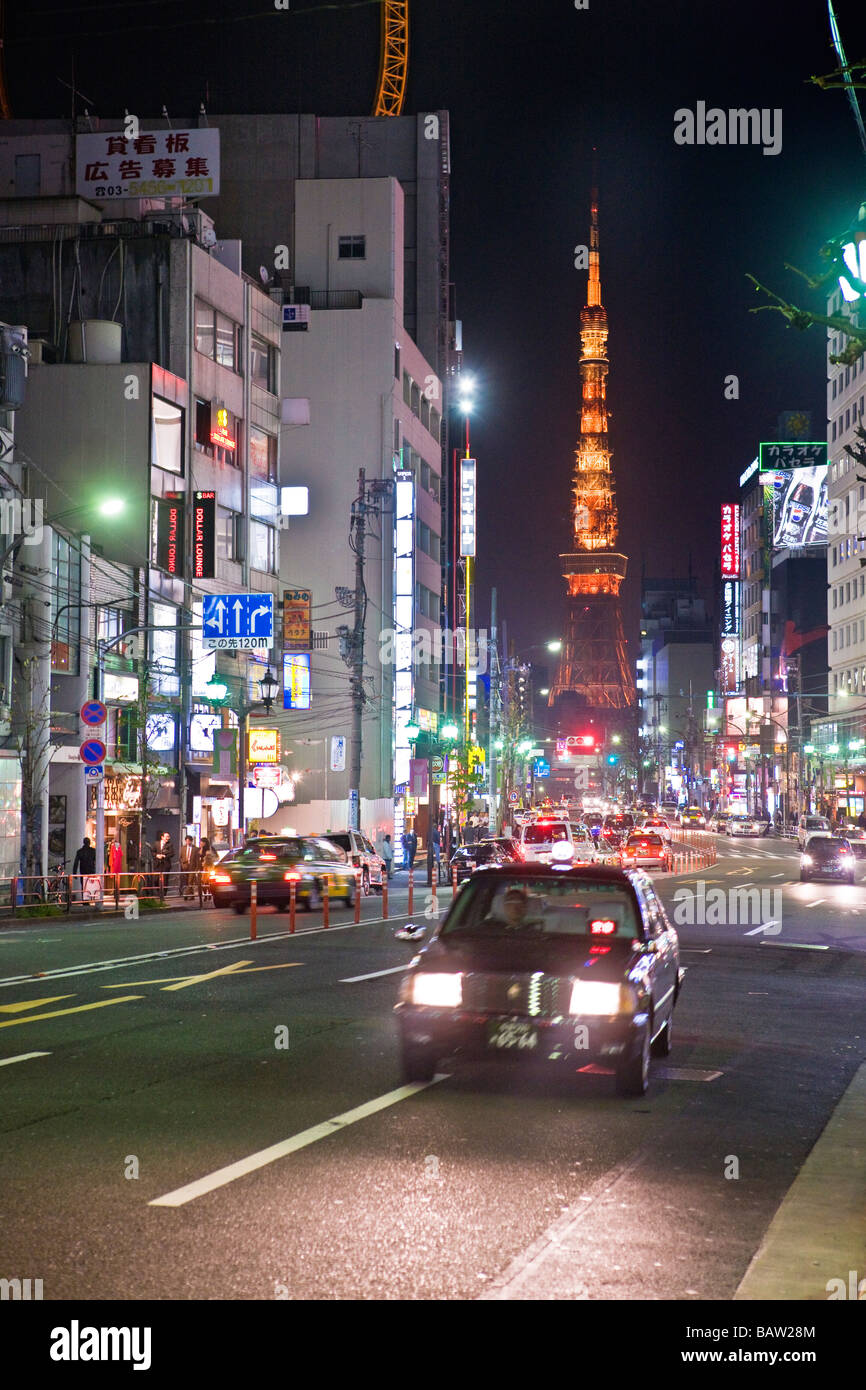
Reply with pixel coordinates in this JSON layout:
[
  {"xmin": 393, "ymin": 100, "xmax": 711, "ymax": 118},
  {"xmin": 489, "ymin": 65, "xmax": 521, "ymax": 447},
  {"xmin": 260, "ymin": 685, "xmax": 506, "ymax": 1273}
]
[
  {"xmin": 410, "ymin": 973, "xmax": 463, "ymax": 1008},
  {"xmin": 569, "ymin": 980, "xmax": 635, "ymax": 1016},
  {"xmin": 801, "ymin": 854, "xmax": 813, "ymax": 866}
]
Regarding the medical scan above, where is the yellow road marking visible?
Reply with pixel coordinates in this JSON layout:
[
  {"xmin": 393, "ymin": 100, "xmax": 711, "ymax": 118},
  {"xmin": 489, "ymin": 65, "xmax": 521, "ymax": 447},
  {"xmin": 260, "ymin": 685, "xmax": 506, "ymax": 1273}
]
[
  {"xmin": 0, "ymin": 995, "xmax": 76, "ymax": 1013},
  {"xmin": 0, "ymin": 997, "xmax": 143, "ymax": 1029},
  {"xmin": 101, "ymin": 962, "xmax": 303, "ymax": 988},
  {"xmin": 161, "ymin": 959, "xmax": 253, "ymax": 991}
]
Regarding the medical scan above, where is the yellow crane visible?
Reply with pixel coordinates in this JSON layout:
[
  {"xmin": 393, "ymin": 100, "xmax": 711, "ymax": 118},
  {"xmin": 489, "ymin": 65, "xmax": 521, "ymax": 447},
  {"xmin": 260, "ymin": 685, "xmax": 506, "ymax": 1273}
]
[{"xmin": 372, "ymin": 1, "xmax": 409, "ymax": 117}]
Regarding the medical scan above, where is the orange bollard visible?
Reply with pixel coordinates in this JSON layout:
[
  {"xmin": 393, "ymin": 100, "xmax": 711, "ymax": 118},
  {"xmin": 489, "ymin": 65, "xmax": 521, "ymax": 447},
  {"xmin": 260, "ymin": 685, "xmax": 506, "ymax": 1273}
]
[
  {"xmin": 322, "ymin": 875, "xmax": 329, "ymax": 929},
  {"xmin": 381, "ymin": 875, "xmax": 388, "ymax": 919},
  {"xmin": 289, "ymin": 879, "xmax": 297, "ymax": 934},
  {"xmin": 408, "ymin": 866, "xmax": 414, "ymax": 916},
  {"xmin": 452, "ymin": 863, "xmax": 458, "ymax": 895},
  {"xmin": 250, "ymin": 880, "xmax": 257, "ymax": 941},
  {"xmin": 354, "ymin": 868, "xmax": 362, "ymax": 923}
]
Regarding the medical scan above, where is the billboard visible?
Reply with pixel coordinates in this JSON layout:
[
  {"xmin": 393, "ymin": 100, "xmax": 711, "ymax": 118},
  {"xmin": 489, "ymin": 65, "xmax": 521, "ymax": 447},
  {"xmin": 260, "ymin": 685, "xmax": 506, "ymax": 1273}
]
[
  {"xmin": 720, "ymin": 636, "xmax": 739, "ymax": 693},
  {"xmin": 282, "ymin": 653, "xmax": 311, "ymax": 710},
  {"xmin": 193, "ymin": 491, "xmax": 216, "ymax": 580},
  {"xmin": 758, "ymin": 441, "xmax": 827, "ymax": 473},
  {"xmin": 76, "ymin": 128, "xmax": 220, "ymax": 200},
  {"xmin": 282, "ymin": 588, "xmax": 312, "ymax": 652},
  {"xmin": 460, "ymin": 459, "xmax": 477, "ymax": 557},
  {"xmin": 769, "ymin": 466, "xmax": 828, "ymax": 549},
  {"xmin": 721, "ymin": 580, "xmax": 739, "ymax": 637},
  {"xmin": 154, "ymin": 496, "xmax": 184, "ymax": 576},
  {"xmin": 720, "ymin": 504, "xmax": 740, "ymax": 577}
]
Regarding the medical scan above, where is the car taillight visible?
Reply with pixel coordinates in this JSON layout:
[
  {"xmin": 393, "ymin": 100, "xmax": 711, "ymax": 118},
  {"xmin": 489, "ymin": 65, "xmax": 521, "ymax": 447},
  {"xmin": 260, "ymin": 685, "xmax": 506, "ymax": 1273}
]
[
  {"xmin": 589, "ymin": 919, "xmax": 616, "ymax": 935},
  {"xmin": 212, "ymin": 872, "xmax": 232, "ymax": 884},
  {"xmin": 284, "ymin": 870, "xmax": 302, "ymax": 882},
  {"xmin": 259, "ymin": 852, "xmax": 277, "ymax": 861}
]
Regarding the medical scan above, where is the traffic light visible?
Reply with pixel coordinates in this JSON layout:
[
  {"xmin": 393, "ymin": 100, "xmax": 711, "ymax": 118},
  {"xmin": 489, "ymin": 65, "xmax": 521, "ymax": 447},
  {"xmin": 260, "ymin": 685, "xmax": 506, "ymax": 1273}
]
[
  {"xmin": 725, "ymin": 745, "xmax": 736, "ymax": 761},
  {"xmin": 606, "ymin": 753, "xmax": 619, "ymax": 766}
]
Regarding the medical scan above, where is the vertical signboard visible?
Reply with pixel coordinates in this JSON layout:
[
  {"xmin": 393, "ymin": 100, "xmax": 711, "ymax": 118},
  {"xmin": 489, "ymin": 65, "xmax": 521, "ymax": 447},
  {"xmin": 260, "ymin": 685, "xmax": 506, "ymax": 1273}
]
[
  {"xmin": 394, "ymin": 469, "xmax": 415, "ymax": 790},
  {"xmin": 282, "ymin": 652, "xmax": 311, "ymax": 710},
  {"xmin": 282, "ymin": 588, "xmax": 312, "ymax": 651},
  {"xmin": 460, "ymin": 458, "xmax": 477, "ymax": 558},
  {"xmin": 721, "ymin": 579, "xmax": 740, "ymax": 636},
  {"xmin": 193, "ymin": 491, "xmax": 216, "ymax": 580},
  {"xmin": 155, "ymin": 496, "xmax": 184, "ymax": 576},
  {"xmin": 720, "ymin": 503, "xmax": 740, "ymax": 578}
]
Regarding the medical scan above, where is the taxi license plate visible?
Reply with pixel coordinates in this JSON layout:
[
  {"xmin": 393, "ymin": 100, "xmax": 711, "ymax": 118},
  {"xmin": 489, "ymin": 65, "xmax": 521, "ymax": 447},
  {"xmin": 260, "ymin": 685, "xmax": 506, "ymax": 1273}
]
[{"xmin": 487, "ymin": 1019, "xmax": 538, "ymax": 1051}]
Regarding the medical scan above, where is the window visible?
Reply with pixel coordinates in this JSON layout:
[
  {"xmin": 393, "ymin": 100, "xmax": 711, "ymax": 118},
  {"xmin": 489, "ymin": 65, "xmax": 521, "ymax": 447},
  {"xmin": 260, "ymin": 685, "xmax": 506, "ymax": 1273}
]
[
  {"xmin": 195, "ymin": 399, "xmax": 239, "ymax": 467},
  {"xmin": 195, "ymin": 398, "xmax": 212, "ymax": 450},
  {"xmin": 249, "ymin": 426, "xmax": 278, "ymax": 482},
  {"xmin": 97, "ymin": 608, "xmax": 124, "ymax": 645},
  {"xmin": 216, "ymin": 507, "xmax": 240, "ymax": 564},
  {"xmin": 833, "ymin": 589, "xmax": 838, "ymax": 609},
  {"xmin": 195, "ymin": 299, "xmax": 240, "ymax": 372},
  {"xmin": 338, "ymin": 235, "xmax": 366, "ymax": 259},
  {"xmin": 52, "ymin": 533, "xmax": 81, "ymax": 675},
  {"xmin": 249, "ymin": 520, "xmax": 277, "ymax": 574},
  {"xmin": 394, "ymin": 344, "xmax": 401, "ymax": 380},
  {"xmin": 150, "ymin": 601, "xmax": 179, "ymax": 697},
  {"xmin": 152, "ymin": 396, "xmax": 183, "ymax": 475},
  {"xmin": 250, "ymin": 335, "xmax": 277, "ymax": 393}
]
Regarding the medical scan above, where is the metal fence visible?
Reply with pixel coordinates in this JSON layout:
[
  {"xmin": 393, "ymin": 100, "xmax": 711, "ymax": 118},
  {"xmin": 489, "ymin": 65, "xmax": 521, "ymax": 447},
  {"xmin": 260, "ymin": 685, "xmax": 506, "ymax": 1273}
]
[{"xmin": 2, "ymin": 868, "xmax": 211, "ymax": 916}]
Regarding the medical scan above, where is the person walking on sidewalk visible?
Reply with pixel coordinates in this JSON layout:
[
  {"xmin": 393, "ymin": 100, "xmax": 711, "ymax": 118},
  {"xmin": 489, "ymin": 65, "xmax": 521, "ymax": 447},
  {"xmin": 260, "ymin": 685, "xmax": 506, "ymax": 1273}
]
[
  {"xmin": 180, "ymin": 835, "xmax": 200, "ymax": 899},
  {"xmin": 72, "ymin": 837, "xmax": 96, "ymax": 899},
  {"xmin": 381, "ymin": 833, "xmax": 394, "ymax": 880}
]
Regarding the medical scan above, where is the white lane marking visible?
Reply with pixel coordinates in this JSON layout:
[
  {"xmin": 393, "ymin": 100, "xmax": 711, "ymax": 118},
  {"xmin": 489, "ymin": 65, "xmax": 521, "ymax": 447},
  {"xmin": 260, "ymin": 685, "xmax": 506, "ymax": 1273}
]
[
  {"xmin": 760, "ymin": 940, "xmax": 829, "ymax": 952},
  {"xmin": 807, "ymin": 899, "xmax": 827, "ymax": 908},
  {"xmin": 0, "ymin": 911, "xmax": 422, "ymax": 990},
  {"xmin": 681, "ymin": 948, "xmax": 712, "ymax": 954},
  {"xmin": 0, "ymin": 1051, "xmax": 51, "ymax": 1067},
  {"xmin": 770, "ymin": 873, "xmax": 784, "ymax": 878},
  {"xmin": 744, "ymin": 921, "xmax": 780, "ymax": 936},
  {"xmin": 340, "ymin": 964, "xmax": 409, "ymax": 983},
  {"xmin": 654, "ymin": 1066, "xmax": 722, "ymax": 1082},
  {"xmin": 150, "ymin": 1078, "xmax": 446, "ymax": 1207}
]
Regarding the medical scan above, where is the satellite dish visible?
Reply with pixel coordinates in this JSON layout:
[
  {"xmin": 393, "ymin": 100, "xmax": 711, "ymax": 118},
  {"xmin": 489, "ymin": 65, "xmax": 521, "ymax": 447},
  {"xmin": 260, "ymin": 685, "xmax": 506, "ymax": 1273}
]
[{"xmin": 259, "ymin": 266, "xmax": 271, "ymax": 286}]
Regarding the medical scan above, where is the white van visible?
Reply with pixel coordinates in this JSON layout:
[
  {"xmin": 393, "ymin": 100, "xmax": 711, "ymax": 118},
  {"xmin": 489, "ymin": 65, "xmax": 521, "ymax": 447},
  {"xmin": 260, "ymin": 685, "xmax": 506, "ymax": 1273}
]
[
  {"xmin": 519, "ymin": 816, "xmax": 596, "ymax": 865},
  {"xmin": 797, "ymin": 814, "xmax": 831, "ymax": 850}
]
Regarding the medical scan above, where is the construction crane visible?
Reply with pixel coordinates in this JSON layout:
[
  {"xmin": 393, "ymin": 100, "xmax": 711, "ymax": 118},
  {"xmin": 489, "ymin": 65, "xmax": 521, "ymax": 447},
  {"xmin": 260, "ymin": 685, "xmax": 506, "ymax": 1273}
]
[{"xmin": 372, "ymin": 1, "xmax": 409, "ymax": 117}]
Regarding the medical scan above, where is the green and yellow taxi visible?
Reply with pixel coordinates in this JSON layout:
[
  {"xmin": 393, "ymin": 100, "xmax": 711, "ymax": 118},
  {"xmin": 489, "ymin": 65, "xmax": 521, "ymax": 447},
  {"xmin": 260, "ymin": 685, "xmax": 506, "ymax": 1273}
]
[{"xmin": 210, "ymin": 835, "xmax": 357, "ymax": 914}]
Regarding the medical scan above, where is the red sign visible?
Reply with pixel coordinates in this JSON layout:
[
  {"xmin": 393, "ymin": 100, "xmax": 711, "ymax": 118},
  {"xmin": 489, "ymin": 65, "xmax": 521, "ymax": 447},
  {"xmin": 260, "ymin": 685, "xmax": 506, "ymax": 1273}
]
[
  {"xmin": 210, "ymin": 406, "xmax": 236, "ymax": 451},
  {"xmin": 721, "ymin": 504, "xmax": 740, "ymax": 577}
]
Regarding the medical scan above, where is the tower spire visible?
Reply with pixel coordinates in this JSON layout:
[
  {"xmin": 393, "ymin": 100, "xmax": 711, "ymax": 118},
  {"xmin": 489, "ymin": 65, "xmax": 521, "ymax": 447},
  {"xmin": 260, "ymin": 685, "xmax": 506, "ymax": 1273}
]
[{"xmin": 588, "ymin": 150, "xmax": 601, "ymax": 308}]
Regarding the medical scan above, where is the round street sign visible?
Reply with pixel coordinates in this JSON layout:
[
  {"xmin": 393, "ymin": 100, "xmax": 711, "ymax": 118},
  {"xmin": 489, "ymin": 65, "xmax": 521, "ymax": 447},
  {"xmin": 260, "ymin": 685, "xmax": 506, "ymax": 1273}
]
[
  {"xmin": 80, "ymin": 700, "xmax": 108, "ymax": 727},
  {"xmin": 79, "ymin": 738, "xmax": 107, "ymax": 765},
  {"xmin": 508, "ymin": 790, "xmax": 519, "ymax": 803}
]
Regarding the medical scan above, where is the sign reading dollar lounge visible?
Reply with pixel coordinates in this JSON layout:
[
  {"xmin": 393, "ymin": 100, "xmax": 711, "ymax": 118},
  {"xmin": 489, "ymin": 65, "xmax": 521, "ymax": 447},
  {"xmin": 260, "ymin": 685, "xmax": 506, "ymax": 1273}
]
[
  {"xmin": 193, "ymin": 491, "xmax": 216, "ymax": 580},
  {"xmin": 76, "ymin": 128, "xmax": 220, "ymax": 200}
]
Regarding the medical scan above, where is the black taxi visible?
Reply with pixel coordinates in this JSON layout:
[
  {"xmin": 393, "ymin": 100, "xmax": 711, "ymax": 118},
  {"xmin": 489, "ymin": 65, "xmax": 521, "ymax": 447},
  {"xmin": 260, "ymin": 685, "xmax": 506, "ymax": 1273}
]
[{"xmin": 394, "ymin": 862, "xmax": 681, "ymax": 1096}]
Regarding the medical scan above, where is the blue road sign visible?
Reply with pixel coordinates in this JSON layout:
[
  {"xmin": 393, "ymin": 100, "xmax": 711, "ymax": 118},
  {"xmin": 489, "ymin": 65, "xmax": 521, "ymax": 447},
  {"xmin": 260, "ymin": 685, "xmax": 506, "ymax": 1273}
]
[
  {"xmin": 80, "ymin": 700, "xmax": 108, "ymax": 727},
  {"xmin": 80, "ymin": 738, "xmax": 107, "ymax": 765},
  {"xmin": 201, "ymin": 593, "xmax": 274, "ymax": 650}
]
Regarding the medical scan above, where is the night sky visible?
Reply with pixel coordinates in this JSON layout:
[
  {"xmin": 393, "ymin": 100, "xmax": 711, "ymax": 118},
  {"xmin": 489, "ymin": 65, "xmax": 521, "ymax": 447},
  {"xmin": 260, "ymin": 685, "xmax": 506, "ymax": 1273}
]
[{"xmin": 8, "ymin": 0, "xmax": 866, "ymax": 658}]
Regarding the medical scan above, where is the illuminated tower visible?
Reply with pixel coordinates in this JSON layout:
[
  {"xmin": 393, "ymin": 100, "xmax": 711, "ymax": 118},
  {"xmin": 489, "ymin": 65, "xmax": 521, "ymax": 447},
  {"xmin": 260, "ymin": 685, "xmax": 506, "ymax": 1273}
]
[{"xmin": 550, "ymin": 181, "xmax": 634, "ymax": 718}]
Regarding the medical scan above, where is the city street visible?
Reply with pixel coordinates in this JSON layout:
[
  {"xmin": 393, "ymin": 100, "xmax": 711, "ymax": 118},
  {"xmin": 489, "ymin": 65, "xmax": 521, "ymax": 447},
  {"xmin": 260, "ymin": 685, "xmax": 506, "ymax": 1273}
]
[{"xmin": 1, "ymin": 842, "xmax": 864, "ymax": 1302}]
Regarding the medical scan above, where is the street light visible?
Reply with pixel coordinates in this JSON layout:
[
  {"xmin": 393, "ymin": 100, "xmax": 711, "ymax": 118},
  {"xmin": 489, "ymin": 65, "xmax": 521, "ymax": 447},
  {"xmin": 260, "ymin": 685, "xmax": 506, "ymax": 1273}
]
[
  {"xmin": 260, "ymin": 667, "xmax": 279, "ymax": 713},
  {"xmin": 441, "ymin": 722, "xmax": 459, "ymax": 740}
]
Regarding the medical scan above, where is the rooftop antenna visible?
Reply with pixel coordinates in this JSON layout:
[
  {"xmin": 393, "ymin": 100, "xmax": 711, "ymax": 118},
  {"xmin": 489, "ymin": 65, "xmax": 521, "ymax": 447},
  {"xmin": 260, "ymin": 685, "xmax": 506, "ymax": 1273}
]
[
  {"xmin": 199, "ymin": 102, "xmax": 209, "ymax": 127},
  {"xmin": 162, "ymin": 104, "xmax": 172, "ymax": 130}
]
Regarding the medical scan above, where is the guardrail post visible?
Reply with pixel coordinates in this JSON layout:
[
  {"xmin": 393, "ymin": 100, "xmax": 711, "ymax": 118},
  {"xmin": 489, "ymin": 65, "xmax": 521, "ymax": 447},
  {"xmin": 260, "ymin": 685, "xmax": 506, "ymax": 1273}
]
[
  {"xmin": 198, "ymin": 870, "xmax": 203, "ymax": 908},
  {"xmin": 354, "ymin": 869, "xmax": 362, "ymax": 923},
  {"xmin": 289, "ymin": 879, "xmax": 296, "ymax": 934},
  {"xmin": 407, "ymin": 866, "xmax": 414, "ymax": 916},
  {"xmin": 250, "ymin": 880, "xmax": 257, "ymax": 941},
  {"xmin": 452, "ymin": 863, "xmax": 458, "ymax": 895},
  {"xmin": 10, "ymin": 876, "xmax": 16, "ymax": 916},
  {"xmin": 381, "ymin": 875, "xmax": 388, "ymax": 919},
  {"xmin": 322, "ymin": 875, "xmax": 329, "ymax": 929}
]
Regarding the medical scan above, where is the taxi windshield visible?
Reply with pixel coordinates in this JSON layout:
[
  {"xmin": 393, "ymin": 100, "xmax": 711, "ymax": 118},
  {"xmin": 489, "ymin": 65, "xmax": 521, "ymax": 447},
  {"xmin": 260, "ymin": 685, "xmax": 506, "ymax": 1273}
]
[
  {"xmin": 441, "ymin": 876, "xmax": 641, "ymax": 940},
  {"xmin": 523, "ymin": 822, "xmax": 569, "ymax": 845}
]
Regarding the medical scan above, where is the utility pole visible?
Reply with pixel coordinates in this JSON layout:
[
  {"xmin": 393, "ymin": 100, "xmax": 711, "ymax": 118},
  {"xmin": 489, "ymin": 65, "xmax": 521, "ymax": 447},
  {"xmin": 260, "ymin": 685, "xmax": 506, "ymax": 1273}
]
[
  {"xmin": 487, "ymin": 587, "xmax": 498, "ymax": 834},
  {"xmin": 347, "ymin": 469, "xmax": 367, "ymax": 831}
]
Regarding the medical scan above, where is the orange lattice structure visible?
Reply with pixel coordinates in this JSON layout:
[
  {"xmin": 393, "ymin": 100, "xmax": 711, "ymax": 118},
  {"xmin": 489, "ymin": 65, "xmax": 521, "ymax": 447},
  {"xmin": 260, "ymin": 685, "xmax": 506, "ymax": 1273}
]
[{"xmin": 550, "ymin": 181, "xmax": 634, "ymax": 713}]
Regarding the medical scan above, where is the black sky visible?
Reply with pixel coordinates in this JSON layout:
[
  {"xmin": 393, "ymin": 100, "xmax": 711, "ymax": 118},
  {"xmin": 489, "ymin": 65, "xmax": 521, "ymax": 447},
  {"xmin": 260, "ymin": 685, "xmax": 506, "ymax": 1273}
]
[{"xmin": 7, "ymin": 0, "xmax": 866, "ymax": 655}]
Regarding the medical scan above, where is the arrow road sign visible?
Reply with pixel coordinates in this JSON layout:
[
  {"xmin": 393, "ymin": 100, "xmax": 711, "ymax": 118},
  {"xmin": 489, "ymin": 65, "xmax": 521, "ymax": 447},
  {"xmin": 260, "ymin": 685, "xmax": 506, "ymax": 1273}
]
[
  {"xmin": 202, "ymin": 593, "xmax": 274, "ymax": 650},
  {"xmin": 80, "ymin": 700, "xmax": 107, "ymax": 727},
  {"xmin": 80, "ymin": 739, "xmax": 107, "ymax": 765}
]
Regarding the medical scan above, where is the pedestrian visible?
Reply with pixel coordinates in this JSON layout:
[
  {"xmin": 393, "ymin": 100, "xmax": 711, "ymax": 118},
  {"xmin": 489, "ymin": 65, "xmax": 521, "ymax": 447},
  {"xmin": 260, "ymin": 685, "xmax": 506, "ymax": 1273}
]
[
  {"xmin": 72, "ymin": 836, "xmax": 96, "ymax": 898},
  {"xmin": 401, "ymin": 830, "xmax": 411, "ymax": 870},
  {"xmin": 108, "ymin": 836, "xmax": 123, "ymax": 894},
  {"xmin": 138, "ymin": 839, "xmax": 155, "ymax": 895},
  {"xmin": 381, "ymin": 833, "xmax": 394, "ymax": 879},
  {"xmin": 156, "ymin": 832, "xmax": 174, "ymax": 896},
  {"xmin": 409, "ymin": 828, "xmax": 418, "ymax": 867},
  {"xmin": 180, "ymin": 835, "xmax": 200, "ymax": 899},
  {"xmin": 431, "ymin": 822, "xmax": 441, "ymax": 868}
]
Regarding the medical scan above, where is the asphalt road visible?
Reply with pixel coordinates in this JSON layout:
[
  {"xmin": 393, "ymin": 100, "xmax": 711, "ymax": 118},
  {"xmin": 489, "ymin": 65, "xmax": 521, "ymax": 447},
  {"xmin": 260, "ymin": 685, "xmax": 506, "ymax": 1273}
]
[{"xmin": 1, "ymin": 841, "xmax": 864, "ymax": 1302}]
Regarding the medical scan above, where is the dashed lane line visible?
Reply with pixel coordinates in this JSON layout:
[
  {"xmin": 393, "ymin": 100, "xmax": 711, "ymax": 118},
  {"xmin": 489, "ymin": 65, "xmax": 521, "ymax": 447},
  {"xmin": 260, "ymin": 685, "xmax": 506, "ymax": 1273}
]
[
  {"xmin": 760, "ymin": 940, "xmax": 829, "ymax": 952},
  {"xmin": 0, "ymin": 1051, "xmax": 51, "ymax": 1066},
  {"xmin": 149, "ymin": 1078, "xmax": 447, "ymax": 1208},
  {"xmin": 340, "ymin": 965, "xmax": 409, "ymax": 983}
]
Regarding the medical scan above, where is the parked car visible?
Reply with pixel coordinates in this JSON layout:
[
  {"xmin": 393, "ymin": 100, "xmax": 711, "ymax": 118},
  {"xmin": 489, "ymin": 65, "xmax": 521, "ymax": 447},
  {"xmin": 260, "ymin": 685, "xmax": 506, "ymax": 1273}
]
[
  {"xmin": 797, "ymin": 814, "xmax": 832, "ymax": 850},
  {"xmin": 800, "ymin": 835, "xmax": 856, "ymax": 884},
  {"xmin": 394, "ymin": 862, "xmax": 682, "ymax": 1096},
  {"xmin": 318, "ymin": 830, "xmax": 385, "ymax": 893},
  {"xmin": 620, "ymin": 831, "xmax": 672, "ymax": 872},
  {"xmin": 210, "ymin": 836, "xmax": 356, "ymax": 913},
  {"xmin": 450, "ymin": 839, "xmax": 516, "ymax": 882}
]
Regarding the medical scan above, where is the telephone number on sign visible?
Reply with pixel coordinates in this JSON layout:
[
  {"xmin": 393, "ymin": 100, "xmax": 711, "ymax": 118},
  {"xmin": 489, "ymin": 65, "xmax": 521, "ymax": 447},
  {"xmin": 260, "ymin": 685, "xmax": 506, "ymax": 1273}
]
[
  {"xmin": 91, "ymin": 178, "xmax": 215, "ymax": 197},
  {"xmin": 203, "ymin": 637, "xmax": 271, "ymax": 650}
]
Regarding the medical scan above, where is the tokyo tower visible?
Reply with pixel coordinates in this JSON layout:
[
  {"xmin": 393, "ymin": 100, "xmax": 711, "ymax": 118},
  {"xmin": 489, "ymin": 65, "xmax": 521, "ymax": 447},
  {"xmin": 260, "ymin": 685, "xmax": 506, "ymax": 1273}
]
[{"xmin": 549, "ymin": 180, "xmax": 634, "ymax": 719}]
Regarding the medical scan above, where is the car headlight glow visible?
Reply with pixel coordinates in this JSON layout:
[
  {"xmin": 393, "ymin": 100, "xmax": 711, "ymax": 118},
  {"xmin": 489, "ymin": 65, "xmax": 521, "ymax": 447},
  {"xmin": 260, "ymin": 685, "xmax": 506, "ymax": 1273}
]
[
  {"xmin": 569, "ymin": 980, "xmax": 635, "ymax": 1016},
  {"xmin": 410, "ymin": 973, "xmax": 463, "ymax": 1008},
  {"xmin": 801, "ymin": 854, "xmax": 812, "ymax": 866}
]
